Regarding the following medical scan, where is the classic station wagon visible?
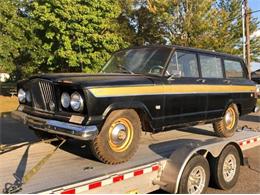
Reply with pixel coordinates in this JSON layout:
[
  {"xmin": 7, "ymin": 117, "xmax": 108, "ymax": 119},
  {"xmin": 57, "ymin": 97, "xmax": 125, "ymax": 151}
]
[{"xmin": 13, "ymin": 45, "xmax": 258, "ymax": 164}]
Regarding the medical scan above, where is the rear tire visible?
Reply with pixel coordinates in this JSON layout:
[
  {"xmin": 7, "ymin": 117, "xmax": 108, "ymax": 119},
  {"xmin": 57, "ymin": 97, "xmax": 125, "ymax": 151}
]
[
  {"xmin": 90, "ymin": 109, "xmax": 141, "ymax": 164},
  {"xmin": 210, "ymin": 145, "xmax": 240, "ymax": 190},
  {"xmin": 179, "ymin": 154, "xmax": 210, "ymax": 194},
  {"xmin": 213, "ymin": 104, "xmax": 239, "ymax": 137}
]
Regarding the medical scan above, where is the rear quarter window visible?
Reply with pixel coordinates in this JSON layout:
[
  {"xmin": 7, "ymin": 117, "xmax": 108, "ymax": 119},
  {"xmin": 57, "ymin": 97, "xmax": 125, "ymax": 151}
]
[
  {"xmin": 199, "ymin": 55, "xmax": 223, "ymax": 78},
  {"xmin": 224, "ymin": 59, "xmax": 245, "ymax": 78}
]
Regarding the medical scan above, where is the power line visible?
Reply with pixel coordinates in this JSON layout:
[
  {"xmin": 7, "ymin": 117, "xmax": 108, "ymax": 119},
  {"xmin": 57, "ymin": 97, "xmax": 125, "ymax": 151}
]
[
  {"xmin": 249, "ymin": 9, "xmax": 260, "ymax": 14},
  {"xmin": 221, "ymin": 9, "xmax": 260, "ymax": 24}
]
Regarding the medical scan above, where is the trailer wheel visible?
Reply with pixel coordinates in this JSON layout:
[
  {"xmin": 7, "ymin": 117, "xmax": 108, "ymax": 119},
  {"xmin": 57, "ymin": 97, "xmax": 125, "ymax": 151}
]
[
  {"xmin": 213, "ymin": 104, "xmax": 238, "ymax": 137},
  {"xmin": 90, "ymin": 109, "xmax": 141, "ymax": 164},
  {"xmin": 179, "ymin": 154, "xmax": 210, "ymax": 194},
  {"xmin": 210, "ymin": 145, "xmax": 240, "ymax": 190}
]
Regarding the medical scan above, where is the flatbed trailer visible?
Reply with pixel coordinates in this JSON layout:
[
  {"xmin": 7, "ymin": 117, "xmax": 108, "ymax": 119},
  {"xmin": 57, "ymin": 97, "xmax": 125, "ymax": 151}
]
[{"xmin": 1, "ymin": 122, "xmax": 260, "ymax": 194}]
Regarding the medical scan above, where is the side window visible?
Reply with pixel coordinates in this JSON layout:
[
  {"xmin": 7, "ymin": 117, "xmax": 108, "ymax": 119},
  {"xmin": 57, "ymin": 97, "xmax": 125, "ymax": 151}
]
[
  {"xmin": 224, "ymin": 59, "xmax": 244, "ymax": 78},
  {"xmin": 199, "ymin": 55, "xmax": 223, "ymax": 78},
  {"xmin": 167, "ymin": 51, "xmax": 199, "ymax": 77}
]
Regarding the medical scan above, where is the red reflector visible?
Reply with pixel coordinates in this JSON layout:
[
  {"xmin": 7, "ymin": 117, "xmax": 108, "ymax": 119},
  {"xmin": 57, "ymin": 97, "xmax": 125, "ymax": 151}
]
[
  {"xmin": 152, "ymin": 165, "xmax": 159, "ymax": 171},
  {"xmin": 113, "ymin": 175, "xmax": 124, "ymax": 183},
  {"xmin": 254, "ymin": 138, "xmax": 257, "ymax": 142},
  {"xmin": 134, "ymin": 169, "xmax": 143, "ymax": 176},
  {"xmin": 246, "ymin": 140, "xmax": 250, "ymax": 144},
  {"xmin": 89, "ymin": 182, "xmax": 101, "ymax": 190},
  {"xmin": 61, "ymin": 189, "xmax": 75, "ymax": 194},
  {"xmin": 239, "ymin": 142, "xmax": 243, "ymax": 146}
]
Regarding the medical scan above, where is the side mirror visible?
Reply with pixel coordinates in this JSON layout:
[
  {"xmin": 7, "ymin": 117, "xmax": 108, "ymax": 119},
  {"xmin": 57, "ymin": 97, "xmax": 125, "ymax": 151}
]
[{"xmin": 168, "ymin": 70, "xmax": 182, "ymax": 80}]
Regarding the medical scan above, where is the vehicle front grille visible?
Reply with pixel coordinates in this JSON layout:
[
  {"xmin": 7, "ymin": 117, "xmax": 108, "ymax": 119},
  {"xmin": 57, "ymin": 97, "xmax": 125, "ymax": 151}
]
[{"xmin": 31, "ymin": 79, "xmax": 56, "ymax": 112}]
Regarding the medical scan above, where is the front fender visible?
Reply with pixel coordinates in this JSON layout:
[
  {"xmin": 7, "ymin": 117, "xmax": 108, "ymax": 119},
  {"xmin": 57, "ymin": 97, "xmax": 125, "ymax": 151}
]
[{"xmin": 102, "ymin": 101, "xmax": 153, "ymax": 121}]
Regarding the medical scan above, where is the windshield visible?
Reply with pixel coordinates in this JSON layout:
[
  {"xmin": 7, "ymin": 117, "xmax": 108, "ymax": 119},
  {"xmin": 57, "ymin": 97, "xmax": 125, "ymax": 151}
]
[{"xmin": 102, "ymin": 47, "xmax": 172, "ymax": 75}]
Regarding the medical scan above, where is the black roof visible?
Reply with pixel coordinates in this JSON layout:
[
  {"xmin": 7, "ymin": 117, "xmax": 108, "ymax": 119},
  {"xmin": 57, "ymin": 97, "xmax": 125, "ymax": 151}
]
[
  {"xmin": 123, "ymin": 45, "xmax": 244, "ymax": 61},
  {"xmin": 173, "ymin": 45, "xmax": 244, "ymax": 60}
]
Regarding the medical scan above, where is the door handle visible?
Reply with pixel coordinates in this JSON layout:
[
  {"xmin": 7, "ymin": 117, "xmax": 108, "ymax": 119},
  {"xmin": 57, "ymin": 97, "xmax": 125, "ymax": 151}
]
[
  {"xmin": 223, "ymin": 80, "xmax": 231, "ymax": 84},
  {"xmin": 196, "ymin": 79, "xmax": 206, "ymax": 83}
]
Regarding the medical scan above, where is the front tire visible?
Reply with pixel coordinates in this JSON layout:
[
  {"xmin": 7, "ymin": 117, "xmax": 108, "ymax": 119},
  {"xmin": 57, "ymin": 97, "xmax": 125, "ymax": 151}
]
[
  {"xmin": 90, "ymin": 109, "xmax": 141, "ymax": 164},
  {"xmin": 179, "ymin": 155, "xmax": 210, "ymax": 194},
  {"xmin": 213, "ymin": 104, "xmax": 239, "ymax": 137}
]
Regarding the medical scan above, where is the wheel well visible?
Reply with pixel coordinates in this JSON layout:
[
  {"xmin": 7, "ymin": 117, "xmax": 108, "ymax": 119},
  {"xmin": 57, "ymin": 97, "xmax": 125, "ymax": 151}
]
[
  {"xmin": 204, "ymin": 143, "xmax": 244, "ymax": 167},
  {"xmin": 103, "ymin": 108, "xmax": 153, "ymax": 132},
  {"xmin": 134, "ymin": 108, "xmax": 153, "ymax": 132},
  {"xmin": 224, "ymin": 102, "xmax": 241, "ymax": 116},
  {"xmin": 236, "ymin": 103, "xmax": 242, "ymax": 116}
]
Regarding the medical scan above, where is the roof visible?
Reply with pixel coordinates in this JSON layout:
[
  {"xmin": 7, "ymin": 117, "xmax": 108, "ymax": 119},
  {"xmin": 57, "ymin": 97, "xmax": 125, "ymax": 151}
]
[
  {"xmin": 172, "ymin": 45, "xmax": 244, "ymax": 60},
  {"xmin": 122, "ymin": 45, "xmax": 244, "ymax": 61}
]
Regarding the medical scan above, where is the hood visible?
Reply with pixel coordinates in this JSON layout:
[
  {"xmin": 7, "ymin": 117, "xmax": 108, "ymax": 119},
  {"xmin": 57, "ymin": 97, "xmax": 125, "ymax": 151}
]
[{"xmin": 29, "ymin": 73, "xmax": 161, "ymax": 87}]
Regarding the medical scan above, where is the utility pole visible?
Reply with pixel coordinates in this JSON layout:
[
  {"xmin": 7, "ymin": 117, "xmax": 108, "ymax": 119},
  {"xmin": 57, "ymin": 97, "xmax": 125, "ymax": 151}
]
[
  {"xmin": 242, "ymin": 2, "xmax": 246, "ymax": 61},
  {"xmin": 244, "ymin": 0, "xmax": 251, "ymax": 79}
]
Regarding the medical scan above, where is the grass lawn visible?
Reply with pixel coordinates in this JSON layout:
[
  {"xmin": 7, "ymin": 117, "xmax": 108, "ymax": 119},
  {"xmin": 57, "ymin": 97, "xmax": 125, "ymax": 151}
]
[{"xmin": 0, "ymin": 95, "xmax": 18, "ymax": 115}]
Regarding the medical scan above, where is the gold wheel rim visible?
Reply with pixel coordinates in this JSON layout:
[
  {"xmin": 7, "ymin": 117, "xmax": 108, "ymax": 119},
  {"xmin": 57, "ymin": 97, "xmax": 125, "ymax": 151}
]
[
  {"xmin": 225, "ymin": 107, "xmax": 236, "ymax": 130},
  {"xmin": 108, "ymin": 118, "xmax": 134, "ymax": 153}
]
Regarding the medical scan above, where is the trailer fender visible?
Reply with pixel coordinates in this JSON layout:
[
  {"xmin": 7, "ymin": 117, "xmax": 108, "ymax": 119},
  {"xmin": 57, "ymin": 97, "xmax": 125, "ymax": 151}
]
[{"xmin": 159, "ymin": 138, "xmax": 242, "ymax": 193}]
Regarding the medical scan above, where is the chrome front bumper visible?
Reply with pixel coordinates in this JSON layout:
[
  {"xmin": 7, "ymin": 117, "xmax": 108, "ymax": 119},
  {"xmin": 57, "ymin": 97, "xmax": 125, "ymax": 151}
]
[{"xmin": 11, "ymin": 110, "xmax": 98, "ymax": 140}]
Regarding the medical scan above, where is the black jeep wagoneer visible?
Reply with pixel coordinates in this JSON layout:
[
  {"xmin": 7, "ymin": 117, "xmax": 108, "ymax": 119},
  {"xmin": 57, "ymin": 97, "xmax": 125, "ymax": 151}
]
[{"xmin": 13, "ymin": 45, "xmax": 258, "ymax": 164}]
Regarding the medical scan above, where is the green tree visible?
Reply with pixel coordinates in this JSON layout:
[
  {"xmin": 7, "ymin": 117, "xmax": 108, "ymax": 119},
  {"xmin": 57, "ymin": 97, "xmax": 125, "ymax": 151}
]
[
  {"xmin": 32, "ymin": 0, "xmax": 130, "ymax": 73},
  {"xmin": 0, "ymin": 0, "xmax": 41, "ymax": 79},
  {"xmin": 124, "ymin": 0, "xmax": 260, "ymax": 60}
]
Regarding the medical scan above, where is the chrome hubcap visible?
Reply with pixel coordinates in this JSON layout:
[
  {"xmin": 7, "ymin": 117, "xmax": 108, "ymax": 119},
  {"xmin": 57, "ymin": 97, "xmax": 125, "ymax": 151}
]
[
  {"xmin": 225, "ymin": 111, "xmax": 232, "ymax": 126},
  {"xmin": 187, "ymin": 166, "xmax": 206, "ymax": 194},
  {"xmin": 110, "ymin": 124, "xmax": 127, "ymax": 144},
  {"xmin": 223, "ymin": 154, "xmax": 236, "ymax": 182}
]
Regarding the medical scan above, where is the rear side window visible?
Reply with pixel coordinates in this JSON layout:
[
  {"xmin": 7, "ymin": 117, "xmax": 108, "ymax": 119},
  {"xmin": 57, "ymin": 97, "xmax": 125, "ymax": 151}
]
[
  {"xmin": 224, "ymin": 59, "xmax": 244, "ymax": 78},
  {"xmin": 199, "ymin": 55, "xmax": 223, "ymax": 78},
  {"xmin": 167, "ymin": 51, "xmax": 199, "ymax": 77}
]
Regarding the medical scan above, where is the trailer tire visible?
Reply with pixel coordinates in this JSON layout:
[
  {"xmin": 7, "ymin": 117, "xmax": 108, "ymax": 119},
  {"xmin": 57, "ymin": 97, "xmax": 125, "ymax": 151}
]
[
  {"xmin": 90, "ymin": 109, "xmax": 141, "ymax": 164},
  {"xmin": 210, "ymin": 145, "xmax": 240, "ymax": 190},
  {"xmin": 179, "ymin": 154, "xmax": 210, "ymax": 194},
  {"xmin": 213, "ymin": 104, "xmax": 238, "ymax": 137}
]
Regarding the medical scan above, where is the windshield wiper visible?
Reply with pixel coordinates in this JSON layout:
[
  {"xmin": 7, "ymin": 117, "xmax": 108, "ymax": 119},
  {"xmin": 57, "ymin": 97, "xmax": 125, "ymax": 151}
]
[{"xmin": 117, "ymin": 64, "xmax": 134, "ymax": 74}]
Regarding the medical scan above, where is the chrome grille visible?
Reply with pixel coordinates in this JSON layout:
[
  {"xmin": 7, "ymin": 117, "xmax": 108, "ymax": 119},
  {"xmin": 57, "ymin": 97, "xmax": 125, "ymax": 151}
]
[{"xmin": 31, "ymin": 79, "xmax": 56, "ymax": 111}]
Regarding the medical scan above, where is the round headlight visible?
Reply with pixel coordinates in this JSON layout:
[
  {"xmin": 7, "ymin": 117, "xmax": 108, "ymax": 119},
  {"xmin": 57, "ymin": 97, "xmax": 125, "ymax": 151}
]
[
  {"xmin": 26, "ymin": 91, "xmax": 31, "ymax": 102},
  {"xmin": 61, "ymin": 92, "xmax": 70, "ymax": 108},
  {"xmin": 70, "ymin": 92, "xmax": 84, "ymax": 112},
  {"xmin": 18, "ymin": 88, "xmax": 26, "ymax": 103}
]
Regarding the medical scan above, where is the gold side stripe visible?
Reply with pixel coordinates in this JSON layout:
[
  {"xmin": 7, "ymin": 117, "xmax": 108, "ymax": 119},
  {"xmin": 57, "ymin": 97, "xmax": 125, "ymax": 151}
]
[{"xmin": 88, "ymin": 85, "xmax": 256, "ymax": 97}]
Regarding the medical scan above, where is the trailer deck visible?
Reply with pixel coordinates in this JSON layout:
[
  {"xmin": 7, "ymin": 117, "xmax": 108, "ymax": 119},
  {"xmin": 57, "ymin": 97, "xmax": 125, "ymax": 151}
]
[{"xmin": 1, "ymin": 117, "xmax": 260, "ymax": 194}]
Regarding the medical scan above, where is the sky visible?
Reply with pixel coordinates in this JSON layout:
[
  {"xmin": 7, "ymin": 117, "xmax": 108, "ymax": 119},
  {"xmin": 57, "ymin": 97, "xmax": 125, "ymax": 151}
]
[
  {"xmin": 249, "ymin": 0, "xmax": 260, "ymax": 25},
  {"xmin": 249, "ymin": 0, "xmax": 260, "ymax": 71}
]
